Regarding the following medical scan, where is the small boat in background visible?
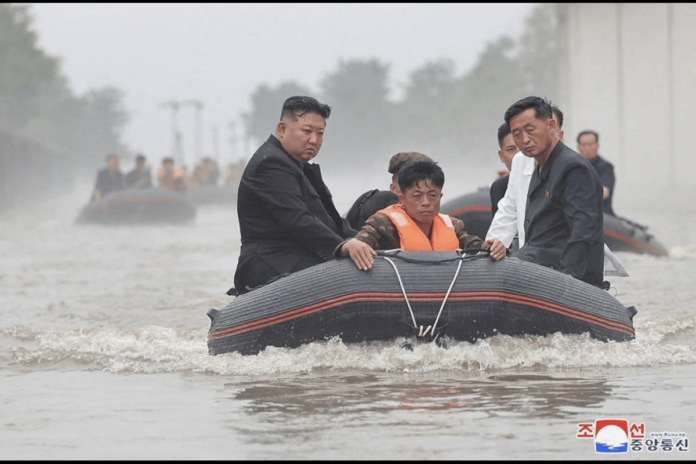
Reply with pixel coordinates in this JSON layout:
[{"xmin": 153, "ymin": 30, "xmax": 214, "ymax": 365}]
[
  {"xmin": 440, "ymin": 187, "xmax": 493, "ymax": 242},
  {"xmin": 602, "ymin": 214, "xmax": 669, "ymax": 257},
  {"xmin": 75, "ymin": 188, "xmax": 197, "ymax": 225},
  {"xmin": 442, "ymin": 186, "xmax": 669, "ymax": 257}
]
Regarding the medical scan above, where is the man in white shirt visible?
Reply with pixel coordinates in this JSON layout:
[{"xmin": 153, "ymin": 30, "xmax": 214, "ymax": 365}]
[{"xmin": 486, "ymin": 105, "xmax": 627, "ymax": 277}]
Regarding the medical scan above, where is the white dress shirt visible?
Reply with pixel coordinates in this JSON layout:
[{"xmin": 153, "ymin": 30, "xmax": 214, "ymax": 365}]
[{"xmin": 486, "ymin": 151, "xmax": 534, "ymax": 248}]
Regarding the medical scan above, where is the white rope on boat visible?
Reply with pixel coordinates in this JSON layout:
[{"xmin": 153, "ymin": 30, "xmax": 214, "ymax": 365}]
[
  {"xmin": 382, "ymin": 256, "xmax": 418, "ymax": 329},
  {"xmin": 430, "ymin": 257, "xmax": 463, "ymax": 336},
  {"xmin": 382, "ymin": 255, "xmax": 464, "ymax": 339}
]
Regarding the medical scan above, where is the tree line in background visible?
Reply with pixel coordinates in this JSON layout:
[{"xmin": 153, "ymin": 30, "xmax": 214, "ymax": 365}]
[
  {"xmin": 0, "ymin": 3, "xmax": 557, "ymax": 180},
  {"xmin": 0, "ymin": 3, "xmax": 131, "ymax": 176},
  {"xmin": 242, "ymin": 3, "xmax": 559, "ymax": 169}
]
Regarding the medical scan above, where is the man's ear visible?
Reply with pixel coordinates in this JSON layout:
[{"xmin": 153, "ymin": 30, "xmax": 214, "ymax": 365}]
[
  {"xmin": 398, "ymin": 192, "xmax": 406, "ymax": 205},
  {"xmin": 276, "ymin": 120, "xmax": 286, "ymax": 138}
]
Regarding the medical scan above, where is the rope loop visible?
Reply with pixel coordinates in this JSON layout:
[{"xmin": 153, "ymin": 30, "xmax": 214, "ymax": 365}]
[{"xmin": 382, "ymin": 253, "xmax": 465, "ymax": 341}]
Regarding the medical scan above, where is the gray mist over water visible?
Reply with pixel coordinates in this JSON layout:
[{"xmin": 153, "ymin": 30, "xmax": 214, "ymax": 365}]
[{"xmin": 3, "ymin": 3, "xmax": 696, "ymax": 460}]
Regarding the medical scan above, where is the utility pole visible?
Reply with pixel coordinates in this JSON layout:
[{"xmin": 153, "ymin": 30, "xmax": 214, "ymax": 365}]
[
  {"xmin": 228, "ymin": 120, "xmax": 238, "ymax": 161},
  {"xmin": 212, "ymin": 126, "xmax": 220, "ymax": 164},
  {"xmin": 182, "ymin": 99, "xmax": 204, "ymax": 164},
  {"xmin": 159, "ymin": 100, "xmax": 184, "ymax": 166}
]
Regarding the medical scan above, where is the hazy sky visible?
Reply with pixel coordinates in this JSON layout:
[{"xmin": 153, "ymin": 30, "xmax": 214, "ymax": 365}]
[{"xmin": 29, "ymin": 3, "xmax": 536, "ymax": 167}]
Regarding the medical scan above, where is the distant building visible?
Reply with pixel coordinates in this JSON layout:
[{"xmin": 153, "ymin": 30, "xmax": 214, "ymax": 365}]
[{"xmin": 557, "ymin": 3, "xmax": 696, "ymax": 213}]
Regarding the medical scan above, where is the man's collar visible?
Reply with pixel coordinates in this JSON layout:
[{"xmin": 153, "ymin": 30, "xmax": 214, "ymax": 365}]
[
  {"xmin": 538, "ymin": 141, "xmax": 564, "ymax": 179},
  {"xmin": 267, "ymin": 133, "xmax": 313, "ymax": 168}
]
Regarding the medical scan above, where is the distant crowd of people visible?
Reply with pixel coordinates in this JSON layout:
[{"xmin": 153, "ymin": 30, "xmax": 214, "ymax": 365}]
[{"xmin": 90, "ymin": 154, "xmax": 247, "ymax": 202}]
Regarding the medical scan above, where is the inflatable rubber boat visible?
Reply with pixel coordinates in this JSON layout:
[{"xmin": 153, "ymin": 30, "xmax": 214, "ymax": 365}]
[
  {"xmin": 75, "ymin": 188, "xmax": 197, "ymax": 225},
  {"xmin": 207, "ymin": 250, "xmax": 637, "ymax": 356},
  {"xmin": 441, "ymin": 187, "xmax": 669, "ymax": 257}
]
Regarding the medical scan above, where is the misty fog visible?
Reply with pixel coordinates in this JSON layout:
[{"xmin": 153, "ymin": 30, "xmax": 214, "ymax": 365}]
[{"xmin": 1, "ymin": 3, "xmax": 545, "ymax": 214}]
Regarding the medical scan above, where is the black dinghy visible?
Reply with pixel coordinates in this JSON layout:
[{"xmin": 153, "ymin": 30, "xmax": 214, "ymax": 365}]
[
  {"xmin": 442, "ymin": 187, "xmax": 669, "ymax": 257},
  {"xmin": 207, "ymin": 250, "xmax": 637, "ymax": 356},
  {"xmin": 76, "ymin": 188, "xmax": 197, "ymax": 225}
]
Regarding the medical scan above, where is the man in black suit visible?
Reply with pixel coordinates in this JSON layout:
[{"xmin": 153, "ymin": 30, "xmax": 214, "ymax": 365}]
[
  {"xmin": 91, "ymin": 153, "xmax": 124, "ymax": 202},
  {"xmin": 577, "ymin": 130, "xmax": 616, "ymax": 216},
  {"xmin": 232, "ymin": 96, "xmax": 357, "ymax": 295},
  {"xmin": 505, "ymin": 96, "xmax": 604, "ymax": 288}
]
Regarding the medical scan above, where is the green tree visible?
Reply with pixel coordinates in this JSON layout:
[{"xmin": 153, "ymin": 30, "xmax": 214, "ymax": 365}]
[
  {"xmin": 0, "ymin": 3, "xmax": 62, "ymax": 132},
  {"xmin": 241, "ymin": 81, "xmax": 313, "ymax": 150},
  {"xmin": 238, "ymin": 5, "xmax": 560, "ymax": 172},
  {"xmin": 450, "ymin": 35, "xmax": 521, "ymax": 155},
  {"xmin": 396, "ymin": 59, "xmax": 460, "ymax": 155},
  {"xmin": 515, "ymin": 2, "xmax": 560, "ymax": 99},
  {"xmin": 0, "ymin": 3, "xmax": 132, "ymax": 172},
  {"xmin": 442, "ymin": 3, "xmax": 560, "ymax": 160},
  {"xmin": 318, "ymin": 58, "xmax": 396, "ymax": 168}
]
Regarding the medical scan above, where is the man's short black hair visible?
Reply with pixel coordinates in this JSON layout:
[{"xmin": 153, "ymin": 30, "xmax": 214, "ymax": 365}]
[
  {"xmin": 497, "ymin": 122, "xmax": 511, "ymax": 148},
  {"xmin": 388, "ymin": 151, "xmax": 433, "ymax": 175},
  {"xmin": 397, "ymin": 160, "xmax": 445, "ymax": 193},
  {"xmin": 504, "ymin": 96, "xmax": 554, "ymax": 126},
  {"xmin": 577, "ymin": 130, "xmax": 599, "ymax": 144},
  {"xmin": 136, "ymin": 154, "xmax": 146, "ymax": 163},
  {"xmin": 280, "ymin": 96, "xmax": 331, "ymax": 121},
  {"xmin": 551, "ymin": 105, "xmax": 564, "ymax": 129}
]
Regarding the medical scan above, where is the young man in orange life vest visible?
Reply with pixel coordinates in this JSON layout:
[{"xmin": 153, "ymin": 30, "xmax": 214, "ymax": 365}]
[{"xmin": 336, "ymin": 159, "xmax": 507, "ymax": 270}]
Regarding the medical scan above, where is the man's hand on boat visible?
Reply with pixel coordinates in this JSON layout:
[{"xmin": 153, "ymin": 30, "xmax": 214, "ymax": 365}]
[
  {"xmin": 339, "ymin": 239, "xmax": 378, "ymax": 271},
  {"xmin": 486, "ymin": 238, "xmax": 507, "ymax": 261},
  {"xmin": 338, "ymin": 237, "xmax": 506, "ymax": 271}
]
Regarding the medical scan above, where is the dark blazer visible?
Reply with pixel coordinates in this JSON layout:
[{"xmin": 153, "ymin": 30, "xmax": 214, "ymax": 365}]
[
  {"xmin": 233, "ymin": 135, "xmax": 357, "ymax": 294},
  {"xmin": 590, "ymin": 155, "xmax": 616, "ymax": 216},
  {"xmin": 92, "ymin": 169, "xmax": 124, "ymax": 201},
  {"xmin": 489, "ymin": 175, "xmax": 510, "ymax": 216},
  {"xmin": 514, "ymin": 141, "xmax": 604, "ymax": 288}
]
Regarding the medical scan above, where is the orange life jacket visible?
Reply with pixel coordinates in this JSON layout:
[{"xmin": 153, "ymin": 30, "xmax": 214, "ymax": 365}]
[{"xmin": 379, "ymin": 204, "xmax": 459, "ymax": 251}]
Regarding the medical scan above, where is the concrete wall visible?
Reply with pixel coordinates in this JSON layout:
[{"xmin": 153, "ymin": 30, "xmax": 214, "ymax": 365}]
[{"xmin": 557, "ymin": 3, "xmax": 696, "ymax": 213}]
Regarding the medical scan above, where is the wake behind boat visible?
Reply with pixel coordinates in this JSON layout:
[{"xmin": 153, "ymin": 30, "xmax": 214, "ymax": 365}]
[{"xmin": 207, "ymin": 250, "xmax": 637, "ymax": 356}]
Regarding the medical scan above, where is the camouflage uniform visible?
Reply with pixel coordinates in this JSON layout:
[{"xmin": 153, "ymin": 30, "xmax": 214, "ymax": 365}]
[{"xmin": 336, "ymin": 212, "xmax": 490, "ymax": 253}]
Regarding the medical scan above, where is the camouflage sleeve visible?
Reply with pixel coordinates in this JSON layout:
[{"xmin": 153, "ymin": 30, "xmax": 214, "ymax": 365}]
[
  {"xmin": 334, "ymin": 213, "xmax": 402, "ymax": 257},
  {"xmin": 453, "ymin": 217, "xmax": 489, "ymax": 251},
  {"xmin": 354, "ymin": 213, "xmax": 402, "ymax": 250}
]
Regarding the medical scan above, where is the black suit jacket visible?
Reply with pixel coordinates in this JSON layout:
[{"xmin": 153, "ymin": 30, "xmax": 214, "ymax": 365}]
[
  {"xmin": 489, "ymin": 175, "xmax": 510, "ymax": 216},
  {"xmin": 514, "ymin": 141, "xmax": 604, "ymax": 288},
  {"xmin": 590, "ymin": 155, "xmax": 616, "ymax": 216},
  {"xmin": 233, "ymin": 135, "xmax": 357, "ymax": 293}
]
